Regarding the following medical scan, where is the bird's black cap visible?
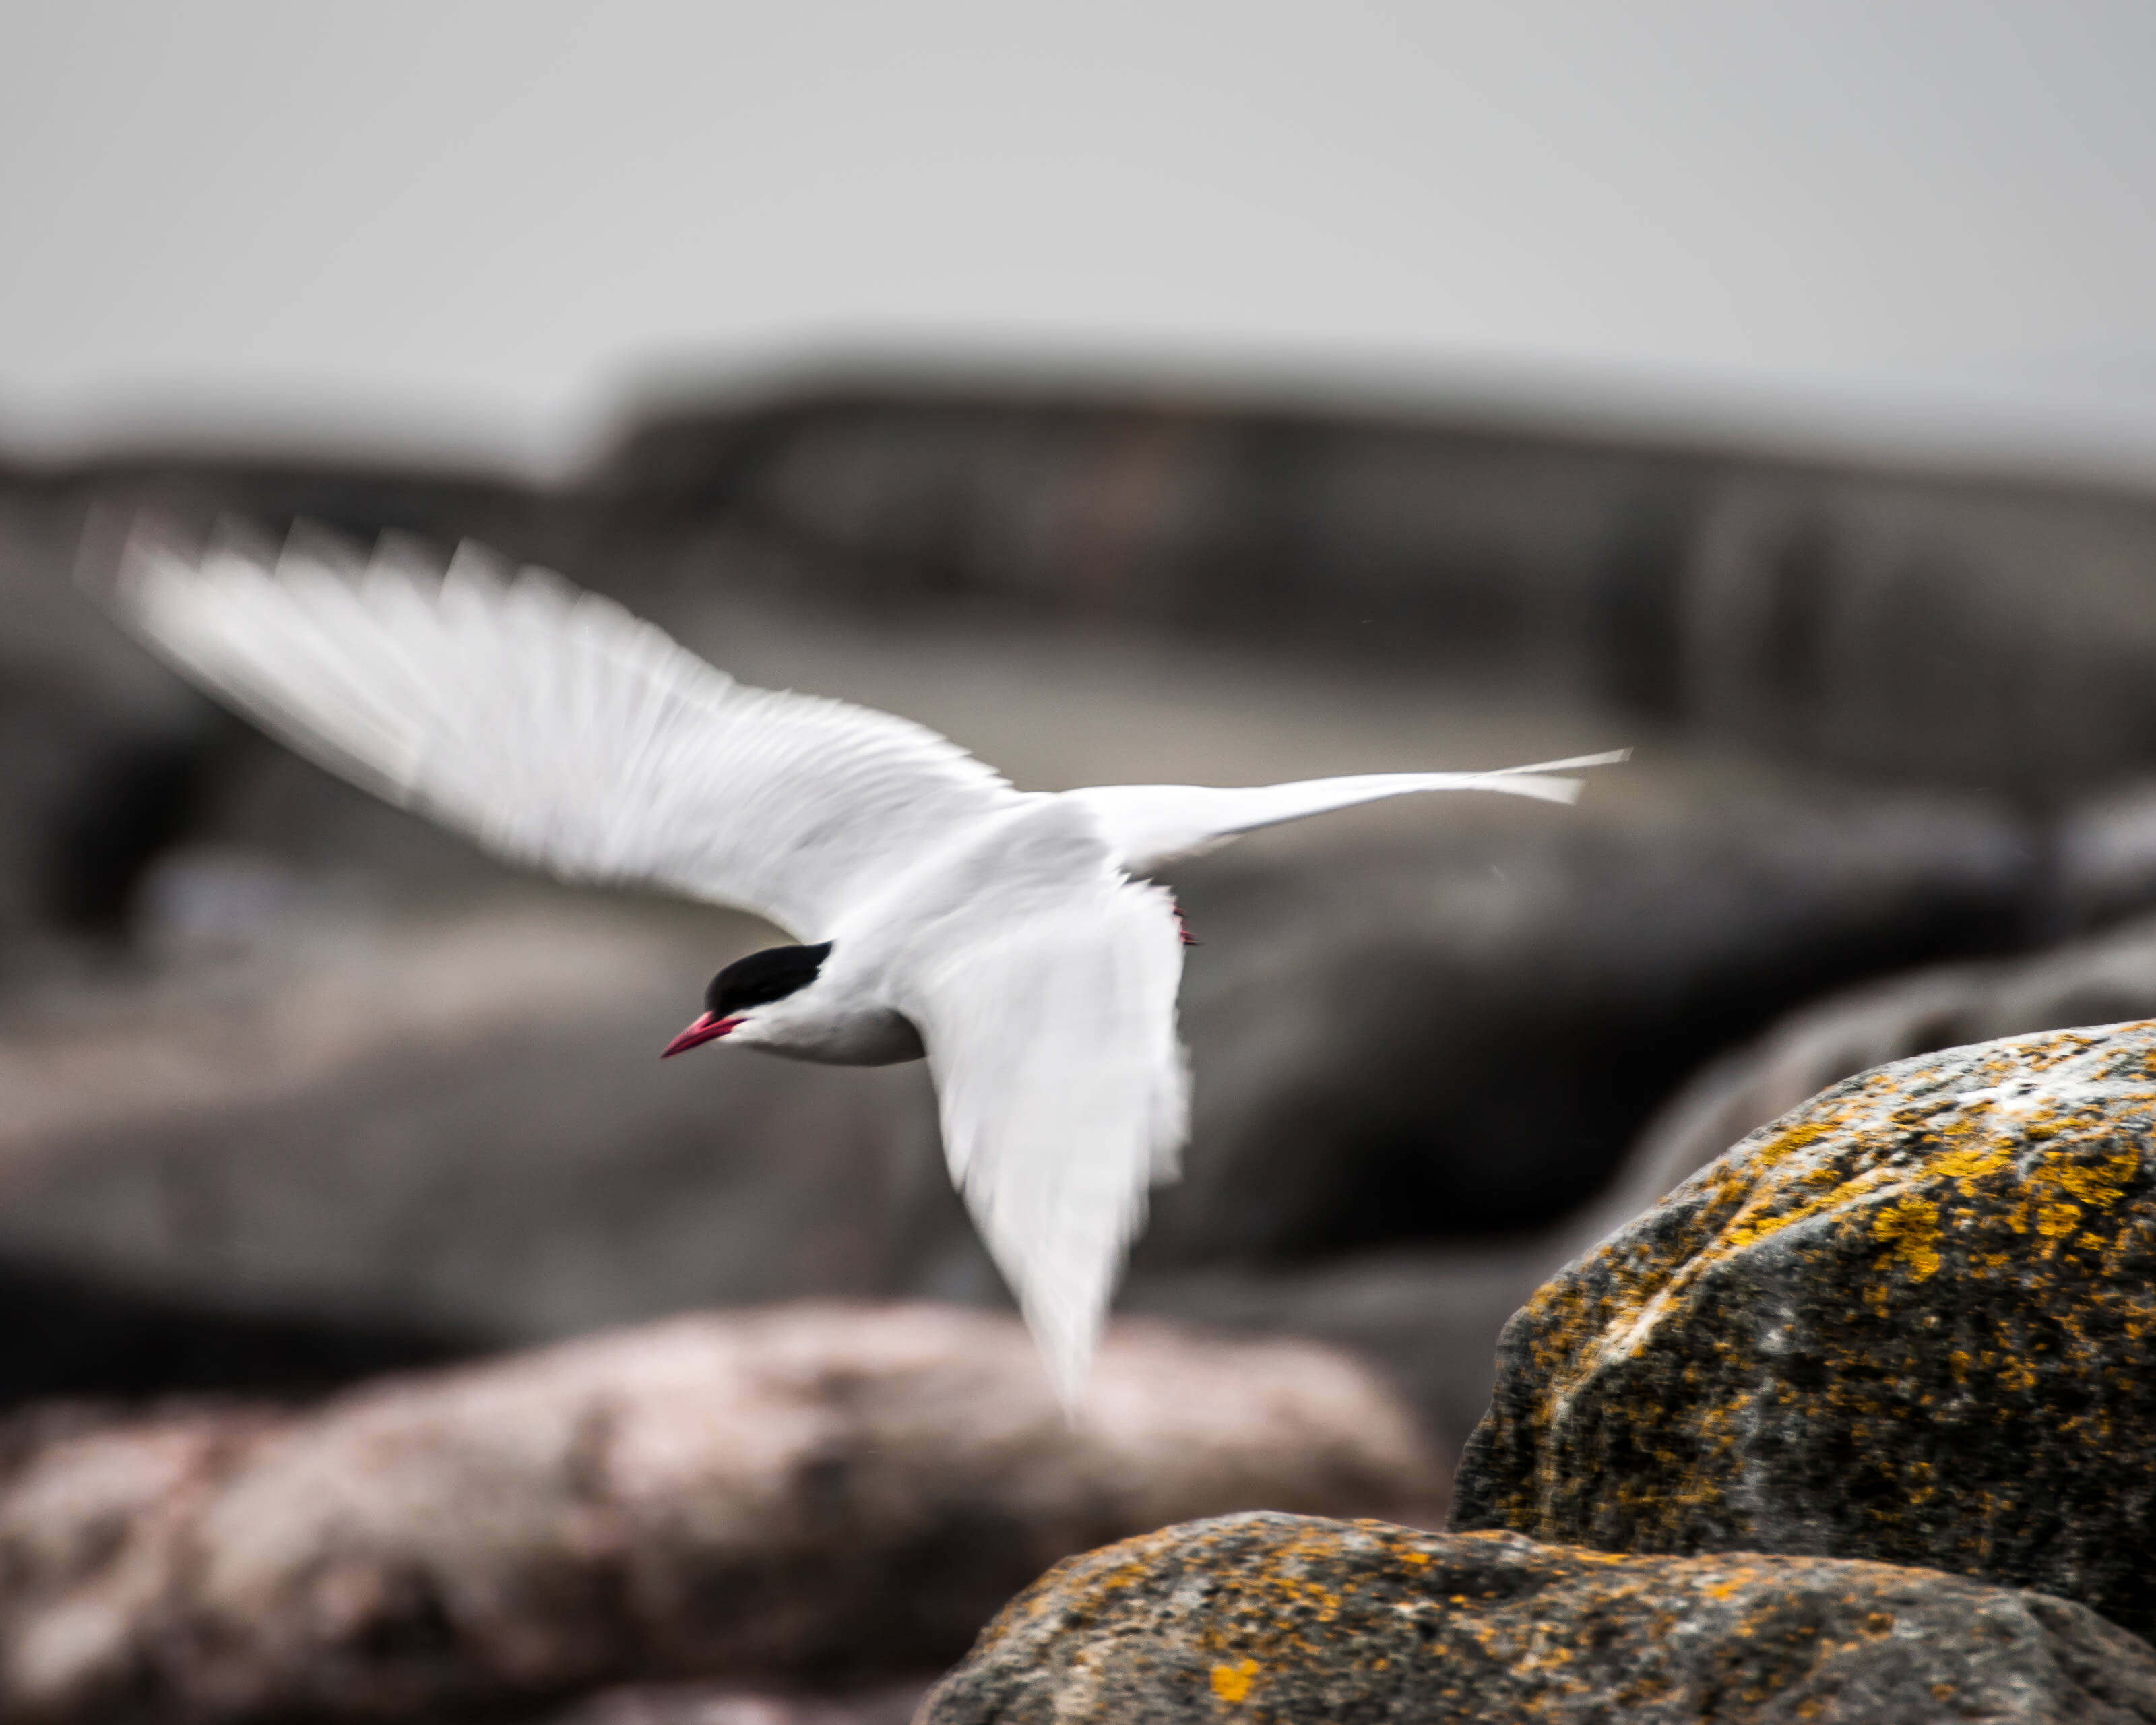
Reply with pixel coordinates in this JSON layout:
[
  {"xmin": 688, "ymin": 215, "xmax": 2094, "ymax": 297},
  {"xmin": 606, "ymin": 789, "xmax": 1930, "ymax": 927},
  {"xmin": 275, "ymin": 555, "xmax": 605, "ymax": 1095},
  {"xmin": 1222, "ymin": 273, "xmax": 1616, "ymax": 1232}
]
[{"xmin": 707, "ymin": 942, "xmax": 833, "ymax": 1017}]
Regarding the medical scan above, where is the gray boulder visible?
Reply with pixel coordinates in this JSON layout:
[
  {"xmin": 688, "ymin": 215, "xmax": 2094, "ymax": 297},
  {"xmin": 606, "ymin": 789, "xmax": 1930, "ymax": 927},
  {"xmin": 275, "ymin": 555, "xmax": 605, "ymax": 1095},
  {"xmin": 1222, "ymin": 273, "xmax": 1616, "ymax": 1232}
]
[
  {"xmin": 1453, "ymin": 1020, "xmax": 2156, "ymax": 1641},
  {"xmin": 1653, "ymin": 476, "xmax": 2156, "ymax": 790},
  {"xmin": 0, "ymin": 897, "xmax": 959, "ymax": 1356},
  {"xmin": 920, "ymin": 1511, "xmax": 2156, "ymax": 1724}
]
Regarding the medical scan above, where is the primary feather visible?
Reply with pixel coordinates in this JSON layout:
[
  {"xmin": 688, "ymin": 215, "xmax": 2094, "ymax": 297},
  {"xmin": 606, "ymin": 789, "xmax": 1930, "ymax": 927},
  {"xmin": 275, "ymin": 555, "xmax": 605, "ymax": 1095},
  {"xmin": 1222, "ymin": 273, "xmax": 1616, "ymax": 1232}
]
[{"xmin": 116, "ymin": 522, "xmax": 1023, "ymax": 939}]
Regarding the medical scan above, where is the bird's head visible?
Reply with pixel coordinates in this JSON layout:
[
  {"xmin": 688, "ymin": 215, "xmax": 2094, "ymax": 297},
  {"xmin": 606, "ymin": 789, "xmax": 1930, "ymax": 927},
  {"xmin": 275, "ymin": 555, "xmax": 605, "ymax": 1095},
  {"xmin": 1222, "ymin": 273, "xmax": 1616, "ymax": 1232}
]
[{"xmin": 662, "ymin": 941, "xmax": 834, "ymax": 1056}]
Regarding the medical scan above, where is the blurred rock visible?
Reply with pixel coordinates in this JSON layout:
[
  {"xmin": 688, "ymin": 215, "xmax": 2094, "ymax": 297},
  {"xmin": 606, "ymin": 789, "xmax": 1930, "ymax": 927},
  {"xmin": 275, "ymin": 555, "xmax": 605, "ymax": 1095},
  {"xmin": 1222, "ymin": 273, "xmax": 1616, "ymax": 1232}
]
[
  {"xmin": 597, "ymin": 385, "xmax": 1661, "ymax": 672},
  {"xmin": 20, "ymin": 371, "xmax": 2156, "ymax": 796},
  {"xmin": 0, "ymin": 1304, "xmax": 1442, "ymax": 1724},
  {"xmin": 1153, "ymin": 787, "xmax": 2033, "ymax": 1255},
  {"xmin": 540, "ymin": 1681, "xmax": 931, "ymax": 1725},
  {"xmin": 0, "ymin": 1255, "xmax": 478, "ymax": 1407},
  {"xmin": 918, "ymin": 1511, "xmax": 2156, "ymax": 1724},
  {"xmin": 1127, "ymin": 1247, "xmax": 1566, "ymax": 1460},
  {"xmin": 1608, "ymin": 912, "xmax": 2156, "ymax": 1232},
  {"xmin": 0, "ymin": 495, "xmax": 219, "ymax": 971},
  {"xmin": 0, "ymin": 897, "xmax": 979, "ymax": 1373},
  {"xmin": 608, "ymin": 381, "xmax": 2156, "ymax": 804},
  {"xmin": 2058, "ymin": 779, "xmax": 2156, "ymax": 932},
  {"xmin": 1653, "ymin": 478, "xmax": 2156, "ymax": 790},
  {"xmin": 1453, "ymin": 1020, "xmax": 2156, "ymax": 1641}
]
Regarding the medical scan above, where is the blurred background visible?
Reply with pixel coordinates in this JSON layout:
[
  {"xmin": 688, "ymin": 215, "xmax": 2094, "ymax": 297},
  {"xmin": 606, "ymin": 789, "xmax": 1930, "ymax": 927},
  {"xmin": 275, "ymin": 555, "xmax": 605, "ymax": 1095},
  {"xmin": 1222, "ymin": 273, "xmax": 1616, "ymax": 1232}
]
[{"xmin": 9, "ymin": 3, "xmax": 2156, "ymax": 1718}]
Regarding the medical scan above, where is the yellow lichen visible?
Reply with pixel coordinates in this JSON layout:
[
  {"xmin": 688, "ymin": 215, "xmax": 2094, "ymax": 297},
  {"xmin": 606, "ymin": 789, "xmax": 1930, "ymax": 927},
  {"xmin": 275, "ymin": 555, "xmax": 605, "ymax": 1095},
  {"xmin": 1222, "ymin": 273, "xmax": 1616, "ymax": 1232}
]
[
  {"xmin": 1872, "ymin": 1195, "xmax": 1943, "ymax": 1280},
  {"xmin": 1209, "ymin": 1659, "xmax": 1258, "ymax": 1703},
  {"xmin": 2048, "ymin": 1148, "xmax": 2140, "ymax": 1208},
  {"xmin": 1751, "ymin": 1117, "xmax": 1838, "ymax": 1170},
  {"xmin": 2035, "ymin": 1201, "xmax": 2083, "ymax": 1239},
  {"xmin": 1930, "ymin": 1144, "xmax": 2013, "ymax": 1190}
]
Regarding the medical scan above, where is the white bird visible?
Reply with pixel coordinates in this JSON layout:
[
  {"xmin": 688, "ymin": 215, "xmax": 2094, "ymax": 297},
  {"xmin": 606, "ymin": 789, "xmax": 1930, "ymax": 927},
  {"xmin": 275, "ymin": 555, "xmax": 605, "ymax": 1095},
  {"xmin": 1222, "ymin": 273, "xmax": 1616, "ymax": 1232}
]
[{"xmin": 102, "ymin": 519, "xmax": 1626, "ymax": 1404}]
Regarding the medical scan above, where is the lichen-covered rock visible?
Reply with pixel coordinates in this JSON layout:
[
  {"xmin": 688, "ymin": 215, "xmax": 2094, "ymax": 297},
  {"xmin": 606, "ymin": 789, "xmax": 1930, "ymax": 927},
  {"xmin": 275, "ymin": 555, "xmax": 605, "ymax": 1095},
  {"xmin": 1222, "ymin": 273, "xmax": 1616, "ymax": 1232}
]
[
  {"xmin": 1451, "ymin": 1020, "xmax": 2156, "ymax": 1639},
  {"xmin": 918, "ymin": 1511, "xmax": 2156, "ymax": 1723},
  {"xmin": 0, "ymin": 1305, "xmax": 1440, "ymax": 1724}
]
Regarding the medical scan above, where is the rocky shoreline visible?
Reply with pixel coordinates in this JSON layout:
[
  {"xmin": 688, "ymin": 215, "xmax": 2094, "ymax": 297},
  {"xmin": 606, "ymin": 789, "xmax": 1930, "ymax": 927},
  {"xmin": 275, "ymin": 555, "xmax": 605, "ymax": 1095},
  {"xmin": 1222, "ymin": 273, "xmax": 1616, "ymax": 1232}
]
[
  {"xmin": 918, "ymin": 1017, "xmax": 2156, "ymax": 1721},
  {"xmin": 10, "ymin": 1018, "xmax": 2155, "ymax": 1720}
]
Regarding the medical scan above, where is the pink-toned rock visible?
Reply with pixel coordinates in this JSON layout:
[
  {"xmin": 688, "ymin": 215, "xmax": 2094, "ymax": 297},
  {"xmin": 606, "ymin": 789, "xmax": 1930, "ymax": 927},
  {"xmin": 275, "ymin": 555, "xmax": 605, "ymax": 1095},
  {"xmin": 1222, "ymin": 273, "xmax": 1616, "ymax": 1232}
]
[
  {"xmin": 0, "ymin": 1303, "xmax": 1442, "ymax": 1724},
  {"xmin": 541, "ymin": 1679, "xmax": 931, "ymax": 1725}
]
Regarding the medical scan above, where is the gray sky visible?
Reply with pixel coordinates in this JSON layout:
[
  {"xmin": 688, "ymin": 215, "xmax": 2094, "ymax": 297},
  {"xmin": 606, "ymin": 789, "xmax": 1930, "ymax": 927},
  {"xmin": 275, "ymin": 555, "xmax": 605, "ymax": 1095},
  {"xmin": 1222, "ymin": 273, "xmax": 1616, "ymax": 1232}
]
[{"xmin": 4, "ymin": 1, "xmax": 2155, "ymax": 470}]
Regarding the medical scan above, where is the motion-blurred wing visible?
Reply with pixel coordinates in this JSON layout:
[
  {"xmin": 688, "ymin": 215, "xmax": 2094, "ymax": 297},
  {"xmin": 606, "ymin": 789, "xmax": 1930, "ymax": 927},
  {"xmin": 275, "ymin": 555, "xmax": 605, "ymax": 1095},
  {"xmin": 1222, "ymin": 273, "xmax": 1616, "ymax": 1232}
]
[
  {"xmin": 900, "ymin": 809, "xmax": 1189, "ymax": 1405},
  {"xmin": 1068, "ymin": 750, "xmax": 1631, "ymax": 873},
  {"xmin": 106, "ymin": 521, "xmax": 1024, "ymax": 937}
]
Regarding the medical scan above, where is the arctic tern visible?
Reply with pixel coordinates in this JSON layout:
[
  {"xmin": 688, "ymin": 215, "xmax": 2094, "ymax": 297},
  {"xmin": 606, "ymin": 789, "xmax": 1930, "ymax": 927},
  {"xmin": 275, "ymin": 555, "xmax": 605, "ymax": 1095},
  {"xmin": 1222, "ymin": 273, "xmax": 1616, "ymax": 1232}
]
[{"xmin": 104, "ymin": 520, "xmax": 1626, "ymax": 1403}]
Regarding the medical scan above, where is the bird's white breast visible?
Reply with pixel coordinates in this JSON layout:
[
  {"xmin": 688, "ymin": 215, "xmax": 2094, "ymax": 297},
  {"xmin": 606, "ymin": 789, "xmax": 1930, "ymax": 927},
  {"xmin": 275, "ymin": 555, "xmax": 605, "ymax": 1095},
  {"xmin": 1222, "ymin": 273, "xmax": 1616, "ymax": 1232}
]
[{"xmin": 754, "ymin": 1005, "xmax": 926, "ymax": 1067}]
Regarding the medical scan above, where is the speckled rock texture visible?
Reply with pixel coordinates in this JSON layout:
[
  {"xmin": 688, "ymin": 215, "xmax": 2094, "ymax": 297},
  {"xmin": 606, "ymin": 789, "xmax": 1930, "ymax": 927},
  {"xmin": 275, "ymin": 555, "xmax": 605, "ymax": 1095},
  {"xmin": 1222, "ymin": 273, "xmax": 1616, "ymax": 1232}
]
[
  {"xmin": 1452, "ymin": 1020, "xmax": 2156, "ymax": 1640},
  {"xmin": 0, "ymin": 1305, "xmax": 1442, "ymax": 1724},
  {"xmin": 917, "ymin": 1511, "xmax": 2156, "ymax": 1723}
]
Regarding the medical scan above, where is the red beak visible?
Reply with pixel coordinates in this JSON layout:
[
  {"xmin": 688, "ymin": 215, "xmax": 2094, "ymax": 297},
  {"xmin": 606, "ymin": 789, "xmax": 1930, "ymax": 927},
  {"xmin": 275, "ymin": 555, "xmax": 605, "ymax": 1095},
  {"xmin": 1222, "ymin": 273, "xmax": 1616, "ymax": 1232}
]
[{"xmin": 662, "ymin": 1012, "xmax": 740, "ymax": 1058}]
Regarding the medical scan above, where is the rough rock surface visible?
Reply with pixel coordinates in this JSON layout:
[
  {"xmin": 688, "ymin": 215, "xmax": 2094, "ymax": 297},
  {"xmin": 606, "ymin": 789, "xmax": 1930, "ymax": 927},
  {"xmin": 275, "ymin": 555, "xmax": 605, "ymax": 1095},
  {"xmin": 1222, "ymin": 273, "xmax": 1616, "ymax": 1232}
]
[
  {"xmin": 0, "ymin": 1304, "xmax": 1440, "ymax": 1724},
  {"xmin": 1452, "ymin": 1020, "xmax": 2156, "ymax": 1641},
  {"xmin": 919, "ymin": 1511, "xmax": 2156, "ymax": 1724}
]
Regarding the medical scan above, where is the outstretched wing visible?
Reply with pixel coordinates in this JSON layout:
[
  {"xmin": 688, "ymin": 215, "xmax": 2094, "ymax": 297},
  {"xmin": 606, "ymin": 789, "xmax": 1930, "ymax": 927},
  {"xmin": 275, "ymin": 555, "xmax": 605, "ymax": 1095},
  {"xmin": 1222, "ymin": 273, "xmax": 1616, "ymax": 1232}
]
[
  {"xmin": 104, "ymin": 520, "xmax": 1025, "ymax": 938},
  {"xmin": 1069, "ymin": 751, "xmax": 1631, "ymax": 874},
  {"xmin": 898, "ymin": 804, "xmax": 1188, "ymax": 1406}
]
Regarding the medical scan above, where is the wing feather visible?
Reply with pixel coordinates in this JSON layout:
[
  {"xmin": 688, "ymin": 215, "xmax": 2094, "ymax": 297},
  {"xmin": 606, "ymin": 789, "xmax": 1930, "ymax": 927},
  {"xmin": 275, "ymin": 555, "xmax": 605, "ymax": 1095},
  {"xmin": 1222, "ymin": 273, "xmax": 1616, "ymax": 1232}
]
[
  {"xmin": 899, "ymin": 807, "xmax": 1188, "ymax": 1406},
  {"xmin": 107, "ymin": 520, "xmax": 1023, "ymax": 937}
]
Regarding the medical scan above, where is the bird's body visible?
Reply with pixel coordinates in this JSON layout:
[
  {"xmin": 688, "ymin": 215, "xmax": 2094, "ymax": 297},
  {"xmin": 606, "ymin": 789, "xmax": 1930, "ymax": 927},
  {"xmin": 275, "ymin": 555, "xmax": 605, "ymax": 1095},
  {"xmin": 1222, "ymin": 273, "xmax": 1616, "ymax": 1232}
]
[{"xmin": 100, "ymin": 519, "xmax": 1624, "ymax": 1402}]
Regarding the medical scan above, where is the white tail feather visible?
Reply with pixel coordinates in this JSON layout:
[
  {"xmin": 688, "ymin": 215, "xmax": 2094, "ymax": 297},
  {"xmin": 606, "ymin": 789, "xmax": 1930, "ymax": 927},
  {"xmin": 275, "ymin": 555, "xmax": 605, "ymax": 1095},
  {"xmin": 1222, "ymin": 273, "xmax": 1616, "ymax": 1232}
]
[{"xmin": 1072, "ymin": 748, "xmax": 1632, "ymax": 873}]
